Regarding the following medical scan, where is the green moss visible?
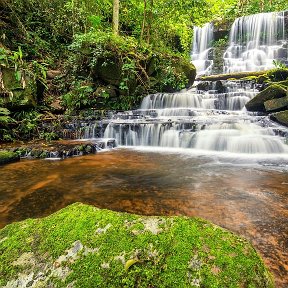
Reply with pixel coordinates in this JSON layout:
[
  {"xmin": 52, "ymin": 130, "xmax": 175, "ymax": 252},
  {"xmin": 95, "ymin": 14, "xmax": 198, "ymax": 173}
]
[
  {"xmin": 270, "ymin": 110, "xmax": 288, "ymax": 127},
  {"xmin": 245, "ymin": 84, "xmax": 287, "ymax": 112},
  {"xmin": 0, "ymin": 150, "xmax": 20, "ymax": 165},
  {"xmin": 0, "ymin": 68, "xmax": 37, "ymax": 109},
  {"xmin": 0, "ymin": 203, "xmax": 274, "ymax": 287}
]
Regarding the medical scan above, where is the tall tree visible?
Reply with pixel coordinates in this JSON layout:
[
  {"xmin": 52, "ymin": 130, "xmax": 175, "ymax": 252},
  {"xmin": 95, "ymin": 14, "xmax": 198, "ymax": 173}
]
[
  {"xmin": 113, "ymin": 0, "xmax": 119, "ymax": 35},
  {"xmin": 140, "ymin": 0, "xmax": 147, "ymax": 41}
]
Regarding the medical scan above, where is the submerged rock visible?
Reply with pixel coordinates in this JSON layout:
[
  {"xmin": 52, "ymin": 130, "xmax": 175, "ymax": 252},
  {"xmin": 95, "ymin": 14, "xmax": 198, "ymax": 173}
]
[{"xmin": 0, "ymin": 203, "xmax": 274, "ymax": 287}]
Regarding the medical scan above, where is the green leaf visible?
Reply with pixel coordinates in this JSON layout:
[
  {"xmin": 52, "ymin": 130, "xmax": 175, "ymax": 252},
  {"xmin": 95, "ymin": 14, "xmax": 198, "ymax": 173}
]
[
  {"xmin": 0, "ymin": 107, "xmax": 11, "ymax": 116},
  {"xmin": 15, "ymin": 71, "xmax": 22, "ymax": 82}
]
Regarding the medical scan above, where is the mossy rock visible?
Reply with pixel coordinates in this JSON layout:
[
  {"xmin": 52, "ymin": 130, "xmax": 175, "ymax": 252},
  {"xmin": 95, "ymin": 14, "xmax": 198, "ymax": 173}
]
[
  {"xmin": 93, "ymin": 57, "xmax": 122, "ymax": 86},
  {"xmin": 264, "ymin": 96, "xmax": 288, "ymax": 112},
  {"xmin": 0, "ymin": 68, "xmax": 37, "ymax": 109},
  {"xmin": 0, "ymin": 203, "xmax": 274, "ymax": 287},
  {"xmin": 245, "ymin": 84, "xmax": 287, "ymax": 112},
  {"xmin": 257, "ymin": 74, "xmax": 270, "ymax": 84},
  {"xmin": 270, "ymin": 110, "xmax": 288, "ymax": 127},
  {"xmin": 94, "ymin": 85, "xmax": 117, "ymax": 99},
  {"xmin": 274, "ymin": 79, "xmax": 288, "ymax": 88},
  {"xmin": 0, "ymin": 150, "xmax": 20, "ymax": 165},
  {"xmin": 172, "ymin": 58, "xmax": 196, "ymax": 87},
  {"xmin": 267, "ymin": 68, "xmax": 288, "ymax": 81}
]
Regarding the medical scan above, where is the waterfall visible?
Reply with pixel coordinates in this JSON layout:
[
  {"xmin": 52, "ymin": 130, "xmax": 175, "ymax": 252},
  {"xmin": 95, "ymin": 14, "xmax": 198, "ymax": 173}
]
[
  {"xmin": 96, "ymin": 80, "xmax": 288, "ymax": 155},
  {"xmin": 191, "ymin": 23, "xmax": 214, "ymax": 75},
  {"xmin": 81, "ymin": 11, "xmax": 288, "ymax": 156},
  {"xmin": 223, "ymin": 11, "xmax": 287, "ymax": 73}
]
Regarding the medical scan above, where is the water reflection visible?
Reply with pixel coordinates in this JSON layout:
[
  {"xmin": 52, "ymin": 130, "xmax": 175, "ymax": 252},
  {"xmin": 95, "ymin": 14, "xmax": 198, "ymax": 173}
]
[{"xmin": 0, "ymin": 149, "xmax": 287, "ymax": 287}]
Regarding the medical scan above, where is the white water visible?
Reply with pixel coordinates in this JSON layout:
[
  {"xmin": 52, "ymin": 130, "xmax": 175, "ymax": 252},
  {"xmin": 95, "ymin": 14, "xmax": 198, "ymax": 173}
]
[
  {"xmin": 97, "ymin": 81, "xmax": 288, "ymax": 156},
  {"xmin": 190, "ymin": 11, "xmax": 287, "ymax": 74},
  {"xmin": 191, "ymin": 23, "xmax": 214, "ymax": 75},
  {"xmin": 223, "ymin": 11, "xmax": 287, "ymax": 73}
]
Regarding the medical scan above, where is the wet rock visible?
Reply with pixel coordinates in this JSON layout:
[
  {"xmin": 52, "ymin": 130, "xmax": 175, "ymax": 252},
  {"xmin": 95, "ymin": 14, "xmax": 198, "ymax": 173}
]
[
  {"xmin": 245, "ymin": 84, "xmax": 287, "ymax": 112},
  {"xmin": 264, "ymin": 96, "xmax": 288, "ymax": 112},
  {"xmin": 196, "ymin": 81, "xmax": 211, "ymax": 91},
  {"xmin": 215, "ymin": 80, "xmax": 227, "ymax": 93},
  {"xmin": 270, "ymin": 110, "xmax": 288, "ymax": 127},
  {"xmin": 7, "ymin": 140, "xmax": 112, "ymax": 160}
]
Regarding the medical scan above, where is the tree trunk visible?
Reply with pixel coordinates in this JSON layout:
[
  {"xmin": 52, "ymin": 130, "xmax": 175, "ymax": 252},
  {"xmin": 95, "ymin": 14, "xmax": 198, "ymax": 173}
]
[
  {"xmin": 113, "ymin": 0, "xmax": 119, "ymax": 35},
  {"xmin": 146, "ymin": 0, "xmax": 153, "ymax": 44},
  {"xmin": 140, "ymin": 0, "xmax": 147, "ymax": 41}
]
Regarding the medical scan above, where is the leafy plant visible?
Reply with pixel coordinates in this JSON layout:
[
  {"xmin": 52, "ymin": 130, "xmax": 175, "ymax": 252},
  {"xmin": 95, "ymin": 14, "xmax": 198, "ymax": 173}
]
[
  {"xmin": 61, "ymin": 82, "xmax": 95, "ymax": 111},
  {"xmin": 272, "ymin": 60, "xmax": 287, "ymax": 70},
  {"xmin": 0, "ymin": 108, "xmax": 15, "ymax": 126}
]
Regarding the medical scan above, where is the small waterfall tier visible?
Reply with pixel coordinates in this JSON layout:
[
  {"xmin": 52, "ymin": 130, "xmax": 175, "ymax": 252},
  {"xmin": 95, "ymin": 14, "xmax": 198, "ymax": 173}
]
[
  {"xmin": 191, "ymin": 23, "xmax": 214, "ymax": 75},
  {"xmin": 223, "ymin": 11, "xmax": 287, "ymax": 73},
  {"xmin": 82, "ymin": 80, "xmax": 288, "ymax": 155}
]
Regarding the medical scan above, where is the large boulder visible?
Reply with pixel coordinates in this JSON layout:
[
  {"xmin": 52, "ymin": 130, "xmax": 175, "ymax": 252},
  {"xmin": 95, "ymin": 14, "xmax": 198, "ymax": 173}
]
[
  {"xmin": 172, "ymin": 58, "xmax": 196, "ymax": 88},
  {"xmin": 93, "ymin": 57, "xmax": 122, "ymax": 86},
  {"xmin": 0, "ymin": 203, "xmax": 273, "ymax": 287},
  {"xmin": 245, "ymin": 84, "xmax": 287, "ymax": 112},
  {"xmin": 0, "ymin": 68, "xmax": 37, "ymax": 109}
]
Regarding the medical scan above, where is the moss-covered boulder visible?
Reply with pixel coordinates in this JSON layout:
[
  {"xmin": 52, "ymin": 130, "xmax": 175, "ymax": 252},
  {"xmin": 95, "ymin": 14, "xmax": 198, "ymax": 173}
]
[
  {"xmin": 0, "ymin": 203, "xmax": 273, "ymax": 287},
  {"xmin": 93, "ymin": 57, "xmax": 122, "ymax": 86},
  {"xmin": 0, "ymin": 150, "xmax": 20, "ymax": 165},
  {"xmin": 172, "ymin": 58, "xmax": 196, "ymax": 88},
  {"xmin": 245, "ymin": 84, "xmax": 287, "ymax": 112},
  {"xmin": 270, "ymin": 110, "xmax": 288, "ymax": 127},
  {"xmin": 0, "ymin": 68, "xmax": 37, "ymax": 109},
  {"xmin": 264, "ymin": 96, "xmax": 288, "ymax": 112}
]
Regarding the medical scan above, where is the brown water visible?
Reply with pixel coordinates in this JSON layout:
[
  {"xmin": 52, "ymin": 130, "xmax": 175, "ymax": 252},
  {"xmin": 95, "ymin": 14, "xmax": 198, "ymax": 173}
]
[{"xmin": 0, "ymin": 148, "xmax": 287, "ymax": 287}]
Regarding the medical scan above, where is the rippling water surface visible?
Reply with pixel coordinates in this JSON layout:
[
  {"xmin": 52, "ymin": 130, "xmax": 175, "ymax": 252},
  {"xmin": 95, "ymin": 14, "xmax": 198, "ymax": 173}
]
[{"xmin": 0, "ymin": 148, "xmax": 287, "ymax": 286}]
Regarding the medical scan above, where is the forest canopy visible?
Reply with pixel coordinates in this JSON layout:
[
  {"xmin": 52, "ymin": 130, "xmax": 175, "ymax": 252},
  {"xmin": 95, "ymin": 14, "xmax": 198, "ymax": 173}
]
[{"xmin": 1, "ymin": 0, "xmax": 287, "ymax": 60}]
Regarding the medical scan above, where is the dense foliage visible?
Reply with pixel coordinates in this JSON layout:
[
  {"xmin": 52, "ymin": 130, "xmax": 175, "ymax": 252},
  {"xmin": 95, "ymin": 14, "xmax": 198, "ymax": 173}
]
[
  {"xmin": 0, "ymin": 0, "xmax": 287, "ymax": 142},
  {"xmin": 1, "ymin": 0, "xmax": 287, "ymax": 61}
]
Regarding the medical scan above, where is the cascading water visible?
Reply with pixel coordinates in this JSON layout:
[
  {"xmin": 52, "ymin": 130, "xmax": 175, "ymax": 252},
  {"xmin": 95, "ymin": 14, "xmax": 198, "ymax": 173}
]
[
  {"xmin": 191, "ymin": 23, "xmax": 214, "ymax": 75},
  {"xmin": 223, "ymin": 11, "xmax": 287, "ymax": 73},
  {"xmin": 81, "ymin": 10, "xmax": 288, "ymax": 158},
  {"xmin": 81, "ymin": 80, "xmax": 288, "ymax": 156}
]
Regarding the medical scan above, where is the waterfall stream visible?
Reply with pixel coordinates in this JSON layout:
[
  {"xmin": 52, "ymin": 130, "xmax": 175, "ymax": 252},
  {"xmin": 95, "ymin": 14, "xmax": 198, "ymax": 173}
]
[
  {"xmin": 80, "ymin": 10, "xmax": 288, "ymax": 160},
  {"xmin": 191, "ymin": 10, "xmax": 287, "ymax": 74},
  {"xmin": 191, "ymin": 23, "xmax": 214, "ymax": 75},
  {"xmin": 82, "ymin": 80, "xmax": 288, "ymax": 160},
  {"xmin": 224, "ymin": 11, "xmax": 287, "ymax": 73}
]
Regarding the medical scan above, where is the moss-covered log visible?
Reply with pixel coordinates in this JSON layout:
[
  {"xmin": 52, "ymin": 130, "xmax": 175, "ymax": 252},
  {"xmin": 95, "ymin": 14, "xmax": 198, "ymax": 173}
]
[
  {"xmin": 0, "ymin": 203, "xmax": 274, "ymax": 287},
  {"xmin": 196, "ymin": 71, "xmax": 269, "ymax": 81}
]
